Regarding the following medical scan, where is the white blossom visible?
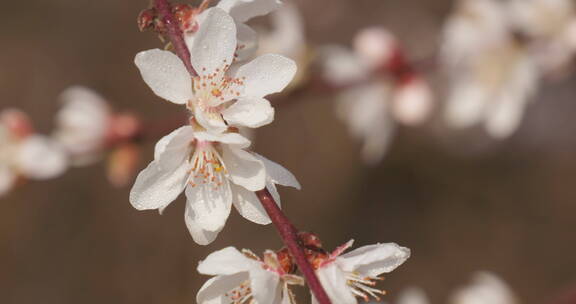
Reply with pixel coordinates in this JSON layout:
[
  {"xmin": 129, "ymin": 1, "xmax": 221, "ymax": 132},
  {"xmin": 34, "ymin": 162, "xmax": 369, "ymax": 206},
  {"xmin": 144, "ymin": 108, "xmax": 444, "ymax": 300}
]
[
  {"xmin": 0, "ymin": 109, "xmax": 67, "ymax": 196},
  {"xmin": 129, "ymin": 126, "xmax": 299, "ymax": 245},
  {"xmin": 442, "ymin": 0, "xmax": 539, "ymax": 139},
  {"xmin": 135, "ymin": 7, "xmax": 296, "ymax": 135},
  {"xmin": 321, "ymin": 27, "xmax": 432, "ymax": 164},
  {"xmin": 313, "ymin": 240, "xmax": 410, "ymax": 304},
  {"xmin": 450, "ymin": 272, "xmax": 518, "ymax": 304},
  {"xmin": 53, "ymin": 86, "xmax": 111, "ymax": 165},
  {"xmin": 197, "ymin": 246, "xmax": 303, "ymax": 304}
]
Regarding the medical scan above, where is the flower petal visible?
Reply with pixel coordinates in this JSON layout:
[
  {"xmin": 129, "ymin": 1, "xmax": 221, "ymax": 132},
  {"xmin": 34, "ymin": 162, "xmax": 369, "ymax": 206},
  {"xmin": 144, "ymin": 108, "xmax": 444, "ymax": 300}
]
[
  {"xmin": 17, "ymin": 135, "xmax": 67, "ymax": 180},
  {"xmin": 0, "ymin": 165, "xmax": 16, "ymax": 197},
  {"xmin": 197, "ymin": 272, "xmax": 249, "ymax": 304},
  {"xmin": 129, "ymin": 159, "xmax": 190, "ymax": 211},
  {"xmin": 315, "ymin": 263, "xmax": 357, "ymax": 304},
  {"xmin": 231, "ymin": 183, "xmax": 271, "ymax": 225},
  {"xmin": 337, "ymin": 243, "xmax": 410, "ymax": 277},
  {"xmin": 185, "ymin": 180, "xmax": 233, "ymax": 232},
  {"xmin": 445, "ymin": 79, "xmax": 487, "ymax": 128},
  {"xmin": 222, "ymin": 97, "xmax": 274, "ymax": 128},
  {"xmin": 134, "ymin": 49, "xmax": 192, "ymax": 104},
  {"xmin": 236, "ymin": 22, "xmax": 258, "ymax": 62},
  {"xmin": 253, "ymin": 153, "xmax": 300, "ymax": 189},
  {"xmin": 193, "ymin": 130, "xmax": 252, "ymax": 149},
  {"xmin": 450, "ymin": 272, "xmax": 518, "ymax": 304},
  {"xmin": 250, "ymin": 267, "xmax": 280, "ymax": 304},
  {"xmin": 192, "ymin": 105, "xmax": 229, "ymax": 134},
  {"xmin": 235, "ymin": 54, "xmax": 297, "ymax": 98},
  {"xmin": 398, "ymin": 288, "xmax": 430, "ymax": 304},
  {"xmin": 184, "ymin": 204, "xmax": 222, "ymax": 245},
  {"xmin": 222, "ymin": 146, "xmax": 266, "ymax": 191},
  {"xmin": 198, "ymin": 246, "xmax": 256, "ymax": 275},
  {"xmin": 187, "ymin": 8, "xmax": 237, "ymax": 76},
  {"xmin": 217, "ymin": 0, "xmax": 282, "ymax": 23}
]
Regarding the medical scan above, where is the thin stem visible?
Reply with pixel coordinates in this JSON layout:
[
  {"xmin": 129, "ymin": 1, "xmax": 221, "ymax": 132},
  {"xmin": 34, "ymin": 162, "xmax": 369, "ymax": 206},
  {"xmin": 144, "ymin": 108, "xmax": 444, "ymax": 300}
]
[
  {"xmin": 154, "ymin": 0, "xmax": 197, "ymax": 76},
  {"xmin": 256, "ymin": 189, "xmax": 332, "ymax": 304}
]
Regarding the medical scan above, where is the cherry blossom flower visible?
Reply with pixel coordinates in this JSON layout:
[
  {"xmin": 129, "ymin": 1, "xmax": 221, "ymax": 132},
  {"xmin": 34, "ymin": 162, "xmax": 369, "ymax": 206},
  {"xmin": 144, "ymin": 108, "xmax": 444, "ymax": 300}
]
[
  {"xmin": 312, "ymin": 239, "xmax": 410, "ymax": 304},
  {"xmin": 0, "ymin": 109, "xmax": 67, "ymax": 196},
  {"xmin": 321, "ymin": 27, "xmax": 432, "ymax": 164},
  {"xmin": 395, "ymin": 272, "xmax": 517, "ymax": 304},
  {"xmin": 450, "ymin": 272, "xmax": 518, "ymax": 304},
  {"xmin": 442, "ymin": 0, "xmax": 539, "ymax": 139},
  {"xmin": 135, "ymin": 7, "xmax": 296, "ymax": 135},
  {"xmin": 129, "ymin": 125, "xmax": 299, "ymax": 245},
  {"xmin": 215, "ymin": 0, "xmax": 283, "ymax": 61},
  {"xmin": 53, "ymin": 86, "xmax": 111, "ymax": 165},
  {"xmin": 257, "ymin": 3, "xmax": 308, "ymax": 88},
  {"xmin": 197, "ymin": 246, "xmax": 303, "ymax": 304}
]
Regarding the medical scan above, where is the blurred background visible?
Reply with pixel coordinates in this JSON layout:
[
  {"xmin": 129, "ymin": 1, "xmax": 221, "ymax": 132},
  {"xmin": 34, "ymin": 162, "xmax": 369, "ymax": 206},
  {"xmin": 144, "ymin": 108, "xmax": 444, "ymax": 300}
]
[{"xmin": 1, "ymin": 0, "xmax": 576, "ymax": 303}]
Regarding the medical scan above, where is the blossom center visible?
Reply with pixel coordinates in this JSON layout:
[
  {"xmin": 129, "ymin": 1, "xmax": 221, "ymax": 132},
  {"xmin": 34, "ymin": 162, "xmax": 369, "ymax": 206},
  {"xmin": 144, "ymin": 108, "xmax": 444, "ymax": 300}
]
[
  {"xmin": 188, "ymin": 141, "xmax": 228, "ymax": 189},
  {"xmin": 345, "ymin": 271, "xmax": 386, "ymax": 302},
  {"xmin": 190, "ymin": 62, "xmax": 246, "ymax": 112},
  {"xmin": 225, "ymin": 280, "xmax": 254, "ymax": 304}
]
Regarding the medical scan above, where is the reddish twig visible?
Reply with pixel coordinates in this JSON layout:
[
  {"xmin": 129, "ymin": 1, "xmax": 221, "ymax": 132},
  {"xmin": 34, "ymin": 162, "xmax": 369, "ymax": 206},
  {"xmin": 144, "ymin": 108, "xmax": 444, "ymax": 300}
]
[
  {"xmin": 154, "ymin": 0, "xmax": 197, "ymax": 76},
  {"xmin": 256, "ymin": 189, "xmax": 332, "ymax": 304}
]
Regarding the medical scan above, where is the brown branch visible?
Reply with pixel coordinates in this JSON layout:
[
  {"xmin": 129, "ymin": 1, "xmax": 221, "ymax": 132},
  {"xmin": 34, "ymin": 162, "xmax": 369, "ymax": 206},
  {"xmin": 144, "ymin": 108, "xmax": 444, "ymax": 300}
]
[
  {"xmin": 256, "ymin": 189, "xmax": 332, "ymax": 304},
  {"xmin": 154, "ymin": 0, "xmax": 197, "ymax": 76}
]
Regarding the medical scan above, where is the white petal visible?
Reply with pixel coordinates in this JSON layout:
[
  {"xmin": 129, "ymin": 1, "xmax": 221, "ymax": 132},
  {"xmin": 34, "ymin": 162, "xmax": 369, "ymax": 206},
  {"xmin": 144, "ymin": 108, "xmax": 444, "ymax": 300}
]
[
  {"xmin": 184, "ymin": 204, "xmax": 222, "ymax": 245},
  {"xmin": 185, "ymin": 180, "xmax": 233, "ymax": 232},
  {"xmin": 222, "ymin": 97, "xmax": 274, "ymax": 128},
  {"xmin": 55, "ymin": 86, "xmax": 109, "ymax": 156},
  {"xmin": 17, "ymin": 135, "xmax": 67, "ymax": 180},
  {"xmin": 259, "ymin": 3, "xmax": 306, "ymax": 60},
  {"xmin": 194, "ymin": 131, "xmax": 252, "ymax": 149},
  {"xmin": 320, "ymin": 46, "xmax": 370, "ymax": 86},
  {"xmin": 253, "ymin": 153, "xmax": 300, "ymax": 189},
  {"xmin": 484, "ymin": 94, "xmax": 525, "ymax": 139},
  {"xmin": 250, "ymin": 267, "xmax": 281, "ymax": 304},
  {"xmin": 0, "ymin": 165, "xmax": 16, "ymax": 197},
  {"xmin": 235, "ymin": 54, "xmax": 297, "ymax": 98},
  {"xmin": 187, "ymin": 8, "xmax": 237, "ymax": 76},
  {"xmin": 337, "ymin": 243, "xmax": 410, "ymax": 277},
  {"xmin": 315, "ymin": 263, "xmax": 357, "ymax": 304},
  {"xmin": 197, "ymin": 272, "xmax": 249, "ymax": 304},
  {"xmin": 398, "ymin": 288, "xmax": 430, "ymax": 304},
  {"xmin": 198, "ymin": 247, "xmax": 255, "ymax": 275},
  {"xmin": 217, "ymin": 0, "xmax": 282, "ymax": 23},
  {"xmin": 392, "ymin": 79, "xmax": 433, "ymax": 126},
  {"xmin": 235, "ymin": 23, "xmax": 258, "ymax": 62},
  {"xmin": 154, "ymin": 126, "xmax": 194, "ymax": 164},
  {"xmin": 193, "ymin": 105, "xmax": 229, "ymax": 134},
  {"xmin": 129, "ymin": 159, "xmax": 190, "ymax": 210},
  {"xmin": 134, "ymin": 49, "xmax": 192, "ymax": 104},
  {"xmin": 353, "ymin": 26, "xmax": 396, "ymax": 69},
  {"xmin": 222, "ymin": 146, "xmax": 266, "ymax": 191},
  {"xmin": 231, "ymin": 183, "xmax": 271, "ymax": 225},
  {"xmin": 450, "ymin": 272, "xmax": 518, "ymax": 304},
  {"xmin": 445, "ymin": 79, "xmax": 488, "ymax": 128}
]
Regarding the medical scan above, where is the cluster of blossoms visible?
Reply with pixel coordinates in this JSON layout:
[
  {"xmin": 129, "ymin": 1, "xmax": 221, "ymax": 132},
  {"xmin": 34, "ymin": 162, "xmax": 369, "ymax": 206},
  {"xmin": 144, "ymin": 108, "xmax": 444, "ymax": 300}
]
[
  {"xmin": 442, "ymin": 0, "xmax": 576, "ymax": 139},
  {"xmin": 0, "ymin": 87, "xmax": 142, "ymax": 197},
  {"xmin": 131, "ymin": 0, "xmax": 411, "ymax": 303},
  {"xmin": 196, "ymin": 233, "xmax": 409, "ymax": 304}
]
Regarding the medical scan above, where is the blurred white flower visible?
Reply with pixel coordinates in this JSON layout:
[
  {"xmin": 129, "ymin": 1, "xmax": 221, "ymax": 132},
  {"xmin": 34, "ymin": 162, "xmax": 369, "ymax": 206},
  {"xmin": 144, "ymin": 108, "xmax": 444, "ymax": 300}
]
[
  {"xmin": 129, "ymin": 126, "xmax": 299, "ymax": 245},
  {"xmin": 321, "ymin": 27, "xmax": 433, "ymax": 164},
  {"xmin": 0, "ymin": 109, "xmax": 67, "ymax": 196},
  {"xmin": 507, "ymin": 0, "xmax": 576, "ymax": 75},
  {"xmin": 197, "ymin": 247, "xmax": 303, "ymax": 304},
  {"xmin": 397, "ymin": 288, "xmax": 430, "ymax": 304},
  {"xmin": 442, "ymin": 0, "xmax": 539, "ymax": 139},
  {"xmin": 450, "ymin": 272, "xmax": 518, "ymax": 304},
  {"xmin": 395, "ymin": 272, "xmax": 517, "ymax": 304},
  {"xmin": 135, "ymin": 8, "xmax": 296, "ymax": 135},
  {"xmin": 313, "ymin": 239, "xmax": 410, "ymax": 304},
  {"xmin": 216, "ymin": 0, "xmax": 283, "ymax": 61},
  {"xmin": 53, "ymin": 86, "xmax": 111, "ymax": 165}
]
